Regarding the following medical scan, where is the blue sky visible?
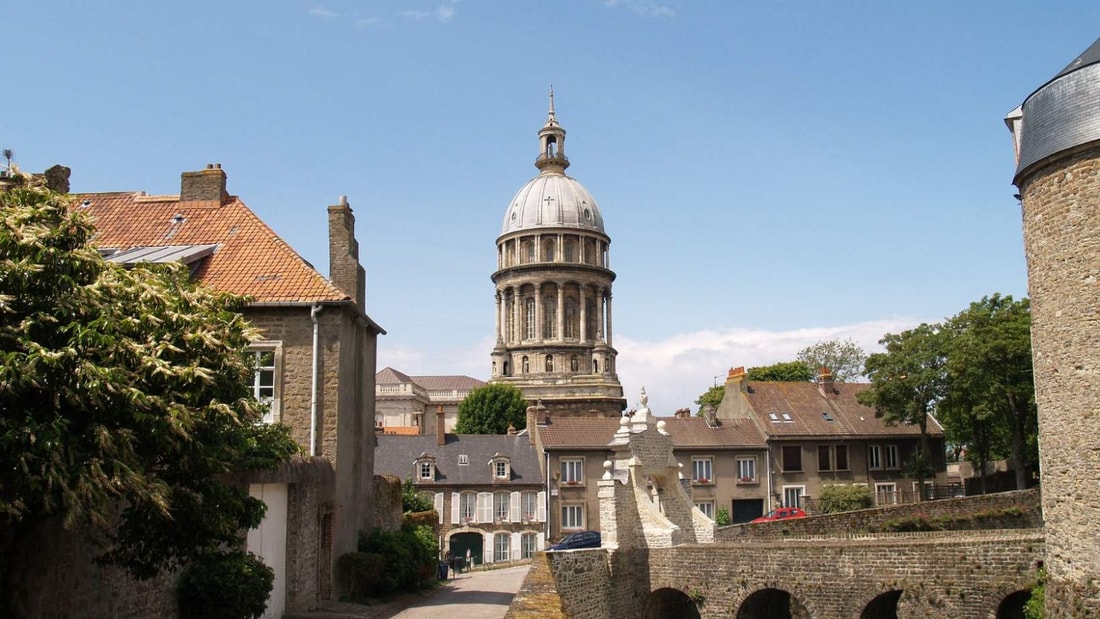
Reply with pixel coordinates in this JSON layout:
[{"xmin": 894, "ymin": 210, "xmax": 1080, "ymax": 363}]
[{"xmin": 5, "ymin": 2, "xmax": 1097, "ymax": 413}]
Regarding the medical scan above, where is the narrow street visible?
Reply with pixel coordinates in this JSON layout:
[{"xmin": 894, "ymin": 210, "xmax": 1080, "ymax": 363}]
[{"xmin": 288, "ymin": 565, "xmax": 530, "ymax": 619}]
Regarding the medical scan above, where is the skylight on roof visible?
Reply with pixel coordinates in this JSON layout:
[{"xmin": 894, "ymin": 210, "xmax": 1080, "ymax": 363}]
[
  {"xmin": 822, "ymin": 412, "xmax": 834, "ymax": 422},
  {"xmin": 458, "ymin": 454, "xmax": 469, "ymax": 465},
  {"xmin": 769, "ymin": 413, "xmax": 779, "ymax": 422},
  {"xmin": 781, "ymin": 413, "xmax": 793, "ymax": 423}
]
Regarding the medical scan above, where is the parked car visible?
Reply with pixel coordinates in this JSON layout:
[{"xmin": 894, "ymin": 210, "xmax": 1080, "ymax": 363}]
[
  {"xmin": 549, "ymin": 530, "xmax": 601, "ymax": 551},
  {"xmin": 750, "ymin": 507, "xmax": 807, "ymax": 523}
]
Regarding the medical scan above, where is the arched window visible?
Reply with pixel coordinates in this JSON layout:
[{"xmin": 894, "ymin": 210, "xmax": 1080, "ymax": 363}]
[
  {"xmin": 544, "ymin": 240, "xmax": 555, "ymax": 262},
  {"xmin": 545, "ymin": 355, "xmax": 554, "ymax": 373},
  {"xmin": 525, "ymin": 241, "xmax": 535, "ymax": 263},
  {"xmin": 564, "ymin": 298, "xmax": 577, "ymax": 338},
  {"xmin": 543, "ymin": 298, "xmax": 556, "ymax": 339},
  {"xmin": 564, "ymin": 240, "xmax": 575, "ymax": 262},
  {"xmin": 503, "ymin": 361, "xmax": 510, "ymax": 376},
  {"xmin": 522, "ymin": 356, "xmax": 529, "ymax": 374},
  {"xmin": 524, "ymin": 298, "xmax": 535, "ymax": 340},
  {"xmin": 570, "ymin": 355, "xmax": 579, "ymax": 372},
  {"xmin": 586, "ymin": 298, "xmax": 598, "ymax": 340},
  {"xmin": 593, "ymin": 359, "xmax": 599, "ymax": 373}
]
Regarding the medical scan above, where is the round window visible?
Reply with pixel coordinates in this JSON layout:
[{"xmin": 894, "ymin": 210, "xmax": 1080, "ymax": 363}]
[
  {"xmin": 511, "ymin": 212, "xmax": 517, "ymax": 222},
  {"xmin": 583, "ymin": 208, "xmax": 591, "ymax": 220}
]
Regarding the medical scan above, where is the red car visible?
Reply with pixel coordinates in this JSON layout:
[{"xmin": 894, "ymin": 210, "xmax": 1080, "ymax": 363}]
[{"xmin": 750, "ymin": 507, "xmax": 807, "ymax": 523}]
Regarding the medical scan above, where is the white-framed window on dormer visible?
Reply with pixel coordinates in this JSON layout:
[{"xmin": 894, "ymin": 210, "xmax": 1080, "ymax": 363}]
[
  {"xmin": 491, "ymin": 454, "xmax": 511, "ymax": 481},
  {"xmin": 419, "ymin": 461, "xmax": 434, "ymax": 481},
  {"xmin": 247, "ymin": 344, "xmax": 280, "ymax": 424}
]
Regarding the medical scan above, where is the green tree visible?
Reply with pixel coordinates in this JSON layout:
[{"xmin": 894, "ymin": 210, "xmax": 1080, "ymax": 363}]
[
  {"xmin": 694, "ymin": 385, "xmax": 724, "ymax": 415},
  {"xmin": 797, "ymin": 338, "xmax": 867, "ymax": 382},
  {"xmin": 941, "ymin": 295, "xmax": 1036, "ymax": 491},
  {"xmin": 454, "ymin": 383, "xmax": 528, "ymax": 434},
  {"xmin": 858, "ymin": 323, "xmax": 947, "ymax": 491},
  {"xmin": 0, "ymin": 173, "xmax": 299, "ymax": 604},
  {"xmin": 817, "ymin": 484, "xmax": 874, "ymax": 513},
  {"xmin": 402, "ymin": 478, "xmax": 434, "ymax": 513},
  {"xmin": 746, "ymin": 360, "xmax": 814, "ymax": 382}
]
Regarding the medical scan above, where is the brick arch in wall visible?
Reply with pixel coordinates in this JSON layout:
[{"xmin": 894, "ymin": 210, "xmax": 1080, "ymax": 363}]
[
  {"xmin": 996, "ymin": 590, "xmax": 1030, "ymax": 618},
  {"xmin": 734, "ymin": 587, "xmax": 812, "ymax": 618},
  {"xmin": 641, "ymin": 588, "xmax": 700, "ymax": 619},
  {"xmin": 859, "ymin": 589, "xmax": 902, "ymax": 618}
]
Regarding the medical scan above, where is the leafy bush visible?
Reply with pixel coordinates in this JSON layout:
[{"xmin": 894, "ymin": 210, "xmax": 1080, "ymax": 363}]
[
  {"xmin": 817, "ymin": 484, "xmax": 874, "ymax": 513},
  {"xmin": 337, "ymin": 552, "xmax": 386, "ymax": 600},
  {"xmin": 402, "ymin": 478, "xmax": 434, "ymax": 513},
  {"xmin": 715, "ymin": 507, "xmax": 732, "ymax": 526},
  {"xmin": 352, "ymin": 523, "xmax": 440, "ymax": 595},
  {"xmin": 1024, "ymin": 567, "xmax": 1045, "ymax": 619},
  {"xmin": 177, "ymin": 551, "xmax": 274, "ymax": 619}
]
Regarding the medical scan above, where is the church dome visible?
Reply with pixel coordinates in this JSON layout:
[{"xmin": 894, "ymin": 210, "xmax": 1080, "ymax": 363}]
[{"xmin": 501, "ymin": 173, "xmax": 605, "ymax": 235}]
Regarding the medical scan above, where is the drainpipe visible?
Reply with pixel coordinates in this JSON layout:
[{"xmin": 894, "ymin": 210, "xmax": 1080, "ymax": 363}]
[
  {"xmin": 766, "ymin": 446, "xmax": 774, "ymax": 511},
  {"xmin": 310, "ymin": 304, "xmax": 322, "ymax": 457},
  {"xmin": 545, "ymin": 451, "xmax": 551, "ymax": 545}
]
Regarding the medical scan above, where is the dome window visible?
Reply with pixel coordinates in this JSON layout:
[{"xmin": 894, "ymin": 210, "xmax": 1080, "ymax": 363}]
[{"xmin": 583, "ymin": 208, "xmax": 591, "ymax": 220}]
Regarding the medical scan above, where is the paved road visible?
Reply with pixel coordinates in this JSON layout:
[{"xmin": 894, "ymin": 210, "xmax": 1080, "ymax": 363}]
[{"xmin": 290, "ymin": 565, "xmax": 530, "ymax": 619}]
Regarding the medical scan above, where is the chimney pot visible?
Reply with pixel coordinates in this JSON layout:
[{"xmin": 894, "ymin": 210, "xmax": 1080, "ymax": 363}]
[
  {"xmin": 181, "ymin": 165, "xmax": 229, "ymax": 204},
  {"xmin": 436, "ymin": 407, "xmax": 446, "ymax": 446}
]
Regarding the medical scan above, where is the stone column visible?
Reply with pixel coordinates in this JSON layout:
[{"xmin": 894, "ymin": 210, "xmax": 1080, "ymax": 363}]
[
  {"xmin": 512, "ymin": 289, "xmax": 520, "ymax": 344},
  {"xmin": 606, "ymin": 293, "xmax": 613, "ymax": 348},
  {"xmin": 534, "ymin": 286, "xmax": 542, "ymax": 342},
  {"xmin": 598, "ymin": 289, "xmax": 606, "ymax": 343},
  {"xmin": 495, "ymin": 290, "xmax": 502, "ymax": 342},
  {"xmin": 556, "ymin": 283, "xmax": 565, "ymax": 341},
  {"xmin": 579, "ymin": 284, "xmax": 588, "ymax": 343}
]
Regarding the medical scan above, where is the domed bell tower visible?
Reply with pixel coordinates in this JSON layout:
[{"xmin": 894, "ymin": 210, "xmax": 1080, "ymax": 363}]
[{"xmin": 490, "ymin": 90, "xmax": 626, "ymax": 417}]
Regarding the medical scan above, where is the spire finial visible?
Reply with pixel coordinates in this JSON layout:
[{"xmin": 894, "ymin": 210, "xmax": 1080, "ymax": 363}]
[{"xmin": 547, "ymin": 85, "xmax": 557, "ymax": 125}]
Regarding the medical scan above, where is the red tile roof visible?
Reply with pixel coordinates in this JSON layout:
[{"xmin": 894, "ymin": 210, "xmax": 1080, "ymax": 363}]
[
  {"xmin": 72, "ymin": 192, "xmax": 349, "ymax": 304},
  {"xmin": 537, "ymin": 416, "xmax": 766, "ymax": 450},
  {"xmin": 743, "ymin": 381, "xmax": 944, "ymax": 439}
]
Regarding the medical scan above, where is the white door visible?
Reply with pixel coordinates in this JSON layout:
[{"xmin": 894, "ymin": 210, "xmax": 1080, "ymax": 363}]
[{"xmin": 247, "ymin": 483, "xmax": 288, "ymax": 619}]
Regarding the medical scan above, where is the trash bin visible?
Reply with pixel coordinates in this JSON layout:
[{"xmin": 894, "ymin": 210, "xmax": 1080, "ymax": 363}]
[{"xmin": 438, "ymin": 561, "xmax": 449, "ymax": 580}]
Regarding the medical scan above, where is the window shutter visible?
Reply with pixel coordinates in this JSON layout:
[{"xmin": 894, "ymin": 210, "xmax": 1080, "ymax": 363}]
[
  {"xmin": 536, "ymin": 491, "xmax": 547, "ymax": 522},
  {"xmin": 450, "ymin": 492, "xmax": 460, "ymax": 525},
  {"xmin": 511, "ymin": 532, "xmax": 521, "ymax": 561},
  {"xmin": 510, "ymin": 491, "xmax": 521, "ymax": 522},
  {"xmin": 434, "ymin": 493, "xmax": 444, "ymax": 525},
  {"xmin": 483, "ymin": 532, "xmax": 494, "ymax": 563},
  {"xmin": 537, "ymin": 532, "xmax": 545, "ymax": 551},
  {"xmin": 477, "ymin": 492, "xmax": 493, "ymax": 523}
]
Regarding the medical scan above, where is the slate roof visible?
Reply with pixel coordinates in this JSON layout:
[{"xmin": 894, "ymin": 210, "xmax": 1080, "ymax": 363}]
[
  {"xmin": 375, "ymin": 434, "xmax": 542, "ymax": 486},
  {"xmin": 743, "ymin": 381, "xmax": 944, "ymax": 439},
  {"xmin": 72, "ymin": 192, "xmax": 350, "ymax": 304},
  {"xmin": 537, "ymin": 416, "xmax": 767, "ymax": 450},
  {"xmin": 377, "ymin": 367, "xmax": 416, "ymax": 385},
  {"xmin": 375, "ymin": 368, "xmax": 485, "ymax": 391}
]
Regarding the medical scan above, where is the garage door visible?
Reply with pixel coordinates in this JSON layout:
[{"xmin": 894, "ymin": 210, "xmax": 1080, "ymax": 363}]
[
  {"xmin": 731, "ymin": 499, "xmax": 764, "ymax": 524},
  {"xmin": 247, "ymin": 483, "xmax": 288, "ymax": 619}
]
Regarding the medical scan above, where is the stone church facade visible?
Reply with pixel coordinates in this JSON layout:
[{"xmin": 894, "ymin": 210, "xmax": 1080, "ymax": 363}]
[{"xmin": 490, "ymin": 92, "xmax": 626, "ymax": 416}]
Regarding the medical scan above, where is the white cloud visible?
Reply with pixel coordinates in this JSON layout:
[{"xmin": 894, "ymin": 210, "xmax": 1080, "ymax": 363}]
[
  {"xmin": 377, "ymin": 319, "xmax": 920, "ymax": 419},
  {"xmin": 437, "ymin": 4, "xmax": 455, "ymax": 21},
  {"xmin": 604, "ymin": 0, "xmax": 676, "ymax": 18},
  {"xmin": 308, "ymin": 6, "xmax": 338, "ymax": 18},
  {"xmin": 400, "ymin": 10, "xmax": 431, "ymax": 20}
]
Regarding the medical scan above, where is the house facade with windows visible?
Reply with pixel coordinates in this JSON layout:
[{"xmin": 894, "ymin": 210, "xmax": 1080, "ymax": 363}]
[
  {"xmin": 531, "ymin": 409, "xmax": 770, "ymax": 539},
  {"xmin": 375, "ymin": 367, "xmax": 485, "ymax": 435},
  {"xmin": 715, "ymin": 366, "xmax": 948, "ymax": 511},
  {"xmin": 73, "ymin": 164, "xmax": 384, "ymax": 613},
  {"xmin": 374, "ymin": 424, "xmax": 546, "ymax": 567}
]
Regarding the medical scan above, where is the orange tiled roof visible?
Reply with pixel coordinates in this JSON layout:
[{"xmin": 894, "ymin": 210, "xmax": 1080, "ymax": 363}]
[
  {"xmin": 72, "ymin": 192, "xmax": 349, "ymax": 304},
  {"xmin": 380, "ymin": 426, "xmax": 422, "ymax": 436}
]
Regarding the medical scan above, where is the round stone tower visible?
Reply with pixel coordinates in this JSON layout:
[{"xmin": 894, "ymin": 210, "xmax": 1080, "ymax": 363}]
[
  {"xmin": 1006, "ymin": 38, "xmax": 1100, "ymax": 615},
  {"xmin": 490, "ymin": 91, "xmax": 626, "ymax": 416}
]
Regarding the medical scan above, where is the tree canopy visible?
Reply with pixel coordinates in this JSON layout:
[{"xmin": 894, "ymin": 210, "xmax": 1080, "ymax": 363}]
[
  {"xmin": 0, "ymin": 173, "xmax": 299, "ymax": 589},
  {"xmin": 857, "ymin": 323, "xmax": 947, "ymax": 486},
  {"xmin": 746, "ymin": 361, "xmax": 814, "ymax": 382},
  {"xmin": 796, "ymin": 338, "xmax": 867, "ymax": 382},
  {"xmin": 454, "ymin": 383, "xmax": 528, "ymax": 434},
  {"xmin": 694, "ymin": 385, "xmax": 724, "ymax": 415}
]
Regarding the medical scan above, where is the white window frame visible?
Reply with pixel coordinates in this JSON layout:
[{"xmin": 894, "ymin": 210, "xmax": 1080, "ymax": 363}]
[
  {"xmin": 494, "ymin": 533, "xmax": 510, "ymax": 562},
  {"xmin": 782, "ymin": 485, "xmax": 805, "ymax": 509},
  {"xmin": 561, "ymin": 503, "xmax": 585, "ymax": 530},
  {"xmin": 459, "ymin": 492, "xmax": 477, "ymax": 523},
  {"xmin": 522, "ymin": 491, "xmax": 539, "ymax": 523},
  {"xmin": 561, "ymin": 458, "xmax": 584, "ymax": 485},
  {"xmin": 695, "ymin": 501, "xmax": 715, "ymax": 520},
  {"xmin": 521, "ymin": 533, "xmax": 538, "ymax": 559},
  {"xmin": 247, "ymin": 344, "xmax": 280, "ymax": 424},
  {"xmin": 885, "ymin": 444, "xmax": 900, "ymax": 470},
  {"xmin": 418, "ymin": 460, "xmax": 434, "ymax": 480},
  {"xmin": 492, "ymin": 458, "xmax": 510, "ymax": 480},
  {"xmin": 524, "ymin": 298, "xmax": 536, "ymax": 340},
  {"xmin": 875, "ymin": 482, "xmax": 898, "ymax": 505},
  {"xmin": 868, "ymin": 444, "xmax": 883, "ymax": 470},
  {"xmin": 737, "ymin": 457, "xmax": 757, "ymax": 483},
  {"xmin": 494, "ymin": 491, "xmax": 510, "ymax": 522},
  {"xmin": 691, "ymin": 457, "xmax": 713, "ymax": 484}
]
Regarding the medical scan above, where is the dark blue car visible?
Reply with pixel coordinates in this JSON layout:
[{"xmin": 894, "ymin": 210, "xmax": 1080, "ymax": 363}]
[{"xmin": 549, "ymin": 530, "xmax": 601, "ymax": 551}]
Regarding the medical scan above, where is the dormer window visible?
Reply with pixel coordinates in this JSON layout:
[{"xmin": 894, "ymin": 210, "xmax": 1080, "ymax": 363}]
[
  {"xmin": 414, "ymin": 452, "xmax": 436, "ymax": 482},
  {"xmin": 490, "ymin": 453, "xmax": 511, "ymax": 481}
]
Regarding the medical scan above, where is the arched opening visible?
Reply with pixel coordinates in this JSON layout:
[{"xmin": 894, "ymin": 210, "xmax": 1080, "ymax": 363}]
[
  {"xmin": 544, "ymin": 240, "xmax": 555, "ymax": 262},
  {"xmin": 737, "ymin": 588, "xmax": 808, "ymax": 618},
  {"xmin": 643, "ymin": 588, "xmax": 700, "ymax": 619},
  {"xmin": 545, "ymin": 355, "xmax": 553, "ymax": 373},
  {"xmin": 546, "ymin": 136, "xmax": 557, "ymax": 158},
  {"xmin": 570, "ymin": 355, "xmax": 579, "ymax": 372},
  {"xmin": 448, "ymin": 532, "xmax": 483, "ymax": 570},
  {"xmin": 522, "ymin": 356, "xmax": 529, "ymax": 374},
  {"xmin": 861, "ymin": 589, "xmax": 902, "ymax": 619},
  {"xmin": 502, "ymin": 361, "xmax": 510, "ymax": 376},
  {"xmin": 564, "ymin": 239, "xmax": 575, "ymax": 262},
  {"xmin": 996, "ymin": 590, "xmax": 1032, "ymax": 619}
]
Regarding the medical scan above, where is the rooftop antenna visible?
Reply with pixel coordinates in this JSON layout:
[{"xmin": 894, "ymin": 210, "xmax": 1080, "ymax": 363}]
[{"xmin": 2, "ymin": 149, "xmax": 12, "ymax": 170}]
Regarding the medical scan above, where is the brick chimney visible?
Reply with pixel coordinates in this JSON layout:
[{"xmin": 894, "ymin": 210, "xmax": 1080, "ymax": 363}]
[
  {"xmin": 726, "ymin": 366, "xmax": 748, "ymax": 394},
  {"xmin": 674, "ymin": 408, "xmax": 690, "ymax": 419},
  {"xmin": 436, "ymin": 406, "xmax": 446, "ymax": 446},
  {"xmin": 180, "ymin": 163, "xmax": 228, "ymax": 203},
  {"xmin": 525, "ymin": 401, "xmax": 547, "ymax": 445},
  {"xmin": 817, "ymin": 367, "xmax": 837, "ymax": 398},
  {"xmin": 328, "ymin": 196, "xmax": 366, "ymax": 308}
]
